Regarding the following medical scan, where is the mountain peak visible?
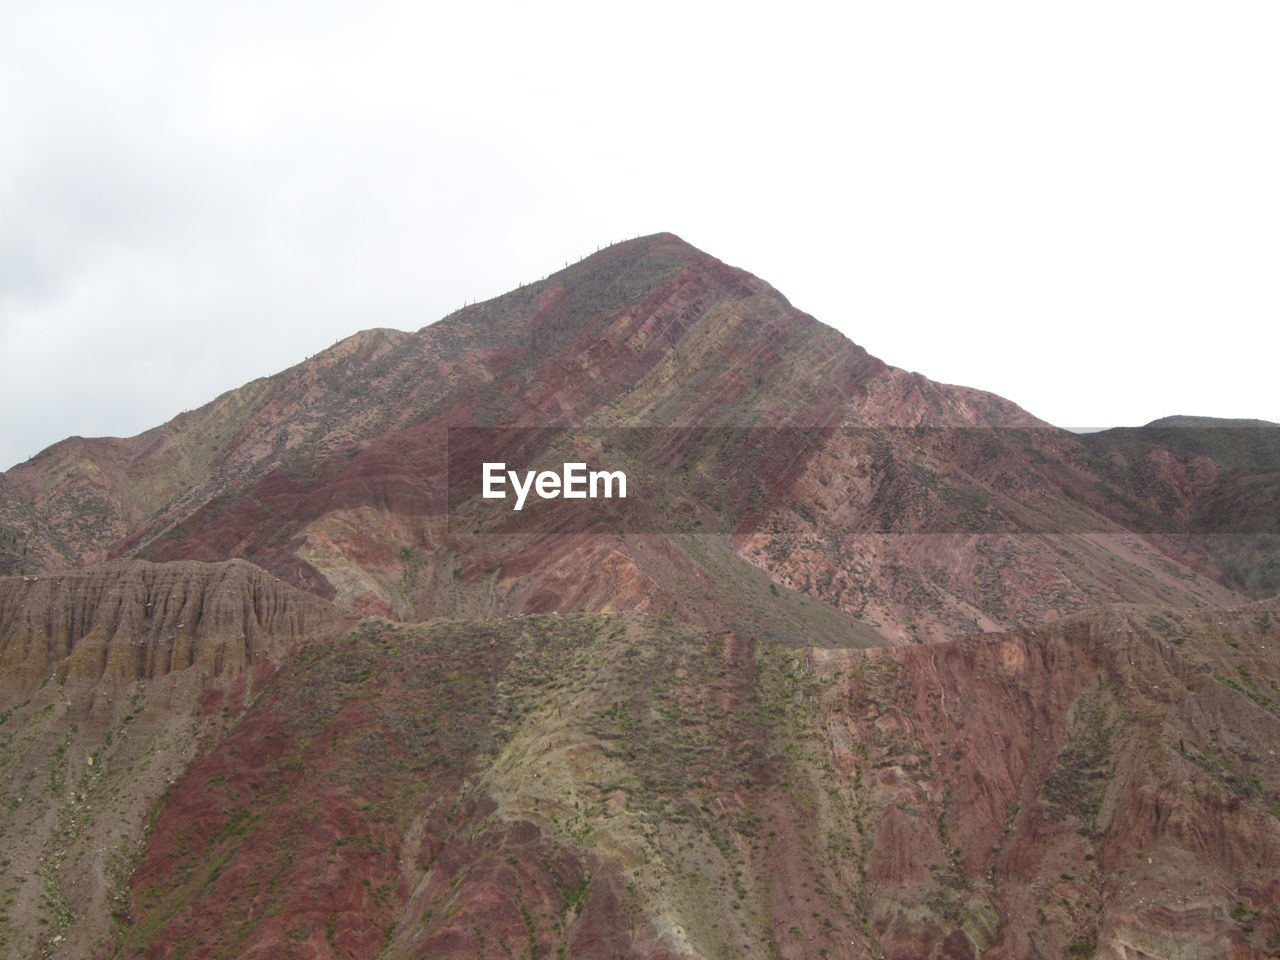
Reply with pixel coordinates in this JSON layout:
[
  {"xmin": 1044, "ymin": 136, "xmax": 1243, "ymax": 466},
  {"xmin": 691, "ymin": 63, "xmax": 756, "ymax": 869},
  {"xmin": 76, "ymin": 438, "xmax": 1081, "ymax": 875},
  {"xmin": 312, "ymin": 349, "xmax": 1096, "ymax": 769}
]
[{"xmin": 552, "ymin": 230, "xmax": 714, "ymax": 285}]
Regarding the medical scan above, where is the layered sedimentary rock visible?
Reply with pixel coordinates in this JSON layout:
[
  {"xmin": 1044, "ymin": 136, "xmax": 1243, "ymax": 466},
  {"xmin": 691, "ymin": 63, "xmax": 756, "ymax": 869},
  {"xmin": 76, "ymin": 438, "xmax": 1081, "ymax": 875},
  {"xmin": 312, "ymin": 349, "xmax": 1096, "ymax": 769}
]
[{"xmin": 0, "ymin": 559, "xmax": 336, "ymax": 703}]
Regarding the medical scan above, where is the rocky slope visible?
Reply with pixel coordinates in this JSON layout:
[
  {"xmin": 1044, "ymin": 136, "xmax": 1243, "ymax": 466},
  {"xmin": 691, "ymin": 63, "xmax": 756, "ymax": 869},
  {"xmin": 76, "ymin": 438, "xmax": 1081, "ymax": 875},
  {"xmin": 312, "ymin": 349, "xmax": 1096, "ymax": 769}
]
[
  {"xmin": 106, "ymin": 598, "xmax": 1280, "ymax": 960},
  {"xmin": 0, "ymin": 560, "xmax": 338, "ymax": 959}
]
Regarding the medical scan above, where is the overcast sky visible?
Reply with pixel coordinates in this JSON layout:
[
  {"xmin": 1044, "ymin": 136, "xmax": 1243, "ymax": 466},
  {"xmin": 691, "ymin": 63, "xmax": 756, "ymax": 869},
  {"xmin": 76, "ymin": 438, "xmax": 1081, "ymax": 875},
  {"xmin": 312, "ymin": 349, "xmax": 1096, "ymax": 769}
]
[{"xmin": 2, "ymin": 1, "xmax": 1277, "ymax": 469}]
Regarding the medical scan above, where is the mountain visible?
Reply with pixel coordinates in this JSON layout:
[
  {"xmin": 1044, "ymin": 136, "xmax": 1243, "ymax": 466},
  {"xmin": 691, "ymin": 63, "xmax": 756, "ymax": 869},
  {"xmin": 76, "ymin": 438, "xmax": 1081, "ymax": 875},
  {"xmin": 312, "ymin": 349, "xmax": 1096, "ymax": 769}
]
[
  {"xmin": 1, "ymin": 235, "xmax": 1270, "ymax": 641},
  {"xmin": 1, "ymin": 234, "xmax": 1278, "ymax": 959}
]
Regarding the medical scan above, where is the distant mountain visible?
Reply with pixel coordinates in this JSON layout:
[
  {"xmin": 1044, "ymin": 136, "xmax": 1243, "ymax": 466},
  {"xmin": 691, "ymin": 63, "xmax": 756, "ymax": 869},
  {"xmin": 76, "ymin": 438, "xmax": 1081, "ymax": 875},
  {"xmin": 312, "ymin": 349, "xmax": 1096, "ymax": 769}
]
[
  {"xmin": 1, "ymin": 235, "xmax": 1278, "ymax": 959},
  {"xmin": 1147, "ymin": 415, "xmax": 1280, "ymax": 429},
  {"xmin": 1096, "ymin": 415, "xmax": 1280, "ymax": 470},
  {"xmin": 1087, "ymin": 416, "xmax": 1280, "ymax": 598}
]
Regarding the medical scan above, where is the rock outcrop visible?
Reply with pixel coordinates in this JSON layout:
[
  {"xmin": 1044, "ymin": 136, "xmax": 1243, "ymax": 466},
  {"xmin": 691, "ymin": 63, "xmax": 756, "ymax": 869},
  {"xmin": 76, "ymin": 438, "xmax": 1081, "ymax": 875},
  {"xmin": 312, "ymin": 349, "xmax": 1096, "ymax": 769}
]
[{"xmin": 0, "ymin": 559, "xmax": 336, "ymax": 705}]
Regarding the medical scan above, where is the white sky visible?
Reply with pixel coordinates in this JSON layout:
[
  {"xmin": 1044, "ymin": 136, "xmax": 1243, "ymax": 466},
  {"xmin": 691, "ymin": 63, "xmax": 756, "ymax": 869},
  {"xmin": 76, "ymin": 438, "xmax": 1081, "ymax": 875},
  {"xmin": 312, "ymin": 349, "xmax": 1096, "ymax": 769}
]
[{"xmin": 2, "ymin": 0, "xmax": 1277, "ymax": 469}]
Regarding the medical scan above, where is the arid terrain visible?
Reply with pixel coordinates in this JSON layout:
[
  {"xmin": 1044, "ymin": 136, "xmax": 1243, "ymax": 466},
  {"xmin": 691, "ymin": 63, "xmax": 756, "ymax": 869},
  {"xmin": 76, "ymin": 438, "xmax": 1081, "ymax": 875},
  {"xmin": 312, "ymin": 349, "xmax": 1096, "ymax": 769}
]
[{"xmin": 1, "ymin": 234, "xmax": 1277, "ymax": 958}]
